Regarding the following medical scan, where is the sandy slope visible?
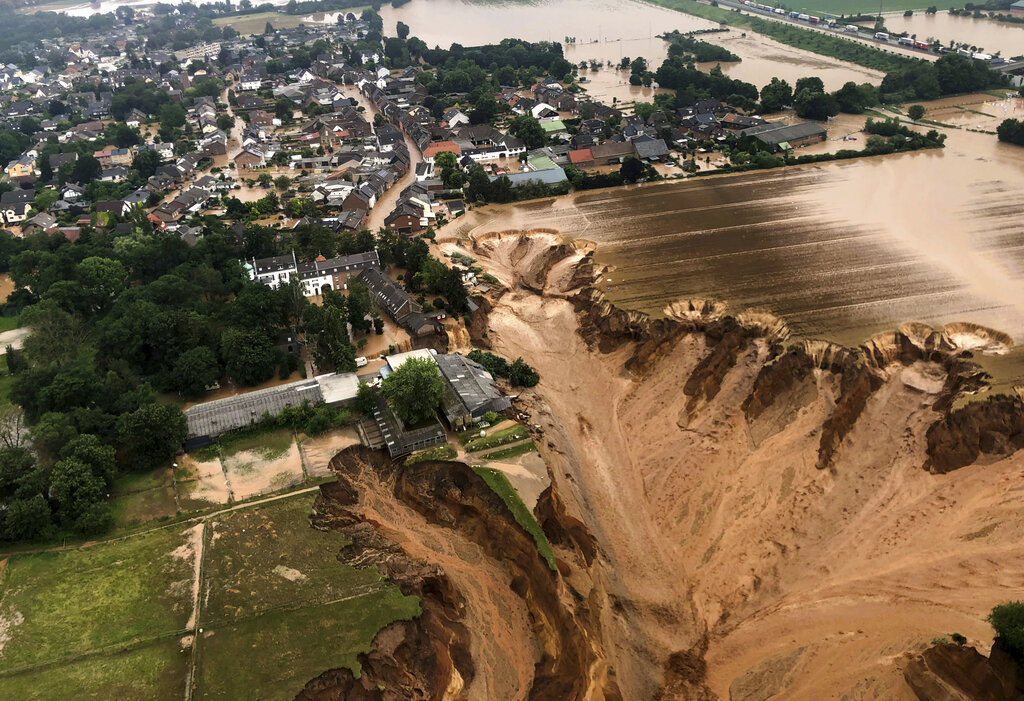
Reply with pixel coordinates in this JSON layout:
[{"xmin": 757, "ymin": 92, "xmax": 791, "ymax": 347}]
[{"xmin": 458, "ymin": 232, "xmax": 1024, "ymax": 700}]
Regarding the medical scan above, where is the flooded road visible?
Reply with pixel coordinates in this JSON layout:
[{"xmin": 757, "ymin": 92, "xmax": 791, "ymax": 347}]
[{"xmin": 883, "ymin": 11, "xmax": 1024, "ymax": 57}]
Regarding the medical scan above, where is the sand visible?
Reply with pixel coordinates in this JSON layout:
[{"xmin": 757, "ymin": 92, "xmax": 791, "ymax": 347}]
[
  {"xmin": 464, "ymin": 231, "xmax": 1024, "ymax": 699},
  {"xmin": 222, "ymin": 437, "xmax": 305, "ymax": 501},
  {"xmin": 298, "ymin": 427, "xmax": 362, "ymax": 477}
]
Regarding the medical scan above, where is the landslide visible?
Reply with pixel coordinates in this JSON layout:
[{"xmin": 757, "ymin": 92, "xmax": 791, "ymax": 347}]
[
  {"xmin": 295, "ymin": 446, "xmax": 608, "ymax": 701},
  {"xmin": 459, "ymin": 230, "xmax": 1024, "ymax": 700}
]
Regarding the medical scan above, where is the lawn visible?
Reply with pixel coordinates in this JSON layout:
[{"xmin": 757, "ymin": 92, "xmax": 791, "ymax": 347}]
[
  {"xmin": 481, "ymin": 441, "xmax": 537, "ymax": 461},
  {"xmin": 0, "ymin": 371, "xmax": 15, "ymax": 407},
  {"xmin": 195, "ymin": 590, "xmax": 419, "ymax": 700},
  {"xmin": 791, "ymin": 0, "xmax": 957, "ymax": 15},
  {"xmin": 0, "ymin": 525, "xmax": 196, "ymax": 670},
  {"xmin": 202, "ymin": 495, "xmax": 389, "ymax": 621},
  {"xmin": 0, "ymin": 640, "xmax": 188, "ymax": 700},
  {"xmin": 405, "ymin": 443, "xmax": 457, "ymax": 465},
  {"xmin": 461, "ymin": 424, "xmax": 530, "ymax": 453},
  {"xmin": 0, "ymin": 316, "xmax": 19, "ymax": 334},
  {"xmin": 472, "ymin": 467, "xmax": 556, "ymax": 571}
]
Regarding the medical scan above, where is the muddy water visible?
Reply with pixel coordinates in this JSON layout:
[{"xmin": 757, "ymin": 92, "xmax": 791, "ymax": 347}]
[
  {"xmin": 883, "ymin": 11, "xmax": 1024, "ymax": 57},
  {"xmin": 383, "ymin": 0, "xmax": 882, "ymax": 90},
  {"xmin": 452, "ymin": 112, "xmax": 1024, "ymax": 377}
]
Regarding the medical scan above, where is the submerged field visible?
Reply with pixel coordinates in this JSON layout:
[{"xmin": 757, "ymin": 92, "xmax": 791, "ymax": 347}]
[{"xmin": 0, "ymin": 494, "xmax": 419, "ymax": 700}]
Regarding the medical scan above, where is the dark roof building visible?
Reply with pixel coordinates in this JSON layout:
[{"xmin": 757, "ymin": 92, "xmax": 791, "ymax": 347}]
[
  {"xmin": 740, "ymin": 122, "xmax": 827, "ymax": 150},
  {"xmin": 435, "ymin": 353, "xmax": 513, "ymax": 430}
]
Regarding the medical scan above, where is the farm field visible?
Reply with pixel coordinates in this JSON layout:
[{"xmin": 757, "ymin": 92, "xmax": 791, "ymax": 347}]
[
  {"xmin": 212, "ymin": 11, "xmax": 307, "ymax": 36},
  {"xmin": 0, "ymin": 494, "xmax": 419, "ymax": 700}
]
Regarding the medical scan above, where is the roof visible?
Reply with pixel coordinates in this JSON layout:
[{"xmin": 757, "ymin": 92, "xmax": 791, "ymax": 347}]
[
  {"xmin": 385, "ymin": 349, "xmax": 436, "ymax": 374},
  {"xmin": 539, "ymin": 120, "xmax": 566, "ymax": 133},
  {"xmin": 435, "ymin": 353, "xmax": 511, "ymax": 422},
  {"xmin": 315, "ymin": 372, "xmax": 359, "ymax": 406},
  {"xmin": 491, "ymin": 167, "xmax": 567, "ymax": 186},
  {"xmin": 184, "ymin": 379, "xmax": 324, "ymax": 438},
  {"xmin": 740, "ymin": 121, "xmax": 827, "ymax": 145},
  {"xmin": 423, "ymin": 141, "xmax": 462, "ymax": 158},
  {"xmin": 632, "ymin": 137, "xmax": 670, "ymax": 160}
]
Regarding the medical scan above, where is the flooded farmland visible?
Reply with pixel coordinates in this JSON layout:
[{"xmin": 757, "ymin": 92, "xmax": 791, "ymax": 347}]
[{"xmin": 451, "ymin": 118, "xmax": 1024, "ymax": 359}]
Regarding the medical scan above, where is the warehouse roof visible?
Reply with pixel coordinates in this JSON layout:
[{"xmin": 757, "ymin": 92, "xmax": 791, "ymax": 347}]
[
  {"xmin": 740, "ymin": 121, "xmax": 826, "ymax": 146},
  {"xmin": 185, "ymin": 379, "xmax": 323, "ymax": 439}
]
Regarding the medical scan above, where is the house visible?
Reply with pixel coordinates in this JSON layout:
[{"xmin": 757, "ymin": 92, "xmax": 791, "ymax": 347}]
[
  {"xmin": 568, "ymin": 148, "xmax": 595, "ymax": 168},
  {"xmin": 720, "ymin": 113, "xmax": 767, "ymax": 131},
  {"xmin": 441, "ymin": 108, "xmax": 469, "ymax": 128},
  {"xmin": 247, "ymin": 250, "xmax": 381, "ymax": 297},
  {"xmin": 740, "ymin": 121, "xmax": 827, "ymax": 151},
  {"xmin": 589, "ymin": 141, "xmax": 635, "ymax": 166},
  {"xmin": 632, "ymin": 136, "xmax": 670, "ymax": 162},
  {"xmin": 359, "ymin": 267, "xmax": 421, "ymax": 322},
  {"xmin": 100, "ymin": 166, "xmax": 129, "ymax": 182},
  {"xmin": 1, "ymin": 201, "xmax": 30, "ymax": 227},
  {"xmin": 125, "ymin": 108, "xmax": 147, "ymax": 127},
  {"xmin": 422, "ymin": 141, "xmax": 462, "ymax": 162},
  {"xmin": 1010, "ymin": 0, "xmax": 1024, "ymax": 15},
  {"xmin": 435, "ymin": 353, "xmax": 513, "ymax": 430},
  {"xmin": 49, "ymin": 152, "xmax": 78, "ymax": 171},
  {"xmin": 21, "ymin": 212, "xmax": 57, "ymax": 235},
  {"xmin": 234, "ymin": 147, "xmax": 266, "ymax": 169},
  {"xmin": 5, "ymin": 156, "xmax": 35, "ymax": 179},
  {"xmin": 384, "ymin": 201, "xmax": 425, "ymax": 234}
]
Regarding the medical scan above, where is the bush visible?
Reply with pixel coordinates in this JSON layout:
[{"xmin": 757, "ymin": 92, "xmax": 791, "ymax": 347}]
[
  {"xmin": 988, "ymin": 601, "xmax": 1024, "ymax": 659},
  {"xmin": 483, "ymin": 411, "xmax": 499, "ymax": 424}
]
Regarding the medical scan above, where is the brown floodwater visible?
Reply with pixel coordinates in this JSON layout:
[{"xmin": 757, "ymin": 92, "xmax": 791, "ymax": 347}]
[
  {"xmin": 383, "ymin": 0, "xmax": 884, "ymax": 90},
  {"xmin": 450, "ymin": 108, "xmax": 1024, "ymax": 385},
  {"xmin": 883, "ymin": 11, "xmax": 1024, "ymax": 57}
]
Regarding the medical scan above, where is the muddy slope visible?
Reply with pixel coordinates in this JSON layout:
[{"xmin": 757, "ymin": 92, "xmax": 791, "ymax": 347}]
[
  {"xmin": 295, "ymin": 447, "xmax": 611, "ymax": 701},
  {"xmin": 453, "ymin": 230, "xmax": 1024, "ymax": 700}
]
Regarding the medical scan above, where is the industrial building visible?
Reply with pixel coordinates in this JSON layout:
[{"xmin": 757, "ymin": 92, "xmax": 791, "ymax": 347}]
[{"xmin": 740, "ymin": 121, "xmax": 827, "ymax": 151}]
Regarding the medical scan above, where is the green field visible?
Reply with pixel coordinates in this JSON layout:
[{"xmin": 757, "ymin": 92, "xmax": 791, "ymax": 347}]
[
  {"xmin": 202, "ymin": 496, "xmax": 386, "ymax": 621},
  {"xmin": 481, "ymin": 441, "xmax": 537, "ymax": 461},
  {"xmin": 789, "ymin": 0, "xmax": 957, "ymax": 16},
  {"xmin": 0, "ymin": 526, "xmax": 195, "ymax": 671},
  {"xmin": 0, "ymin": 641, "xmax": 188, "ymax": 701},
  {"xmin": 0, "ymin": 494, "xmax": 420, "ymax": 700},
  {"xmin": 212, "ymin": 12, "xmax": 308, "ymax": 36},
  {"xmin": 196, "ymin": 591, "xmax": 418, "ymax": 701},
  {"xmin": 461, "ymin": 423, "xmax": 530, "ymax": 453}
]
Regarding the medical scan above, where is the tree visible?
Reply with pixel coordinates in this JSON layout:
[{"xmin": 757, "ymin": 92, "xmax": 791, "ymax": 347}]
[
  {"xmin": 132, "ymin": 149, "xmax": 163, "ymax": 178},
  {"xmin": 355, "ymin": 381, "xmax": 376, "ymax": 414},
  {"xmin": 61, "ymin": 434, "xmax": 116, "ymax": 485},
  {"xmin": 988, "ymin": 601, "xmax": 1024, "ymax": 660},
  {"xmin": 172, "ymin": 346, "xmax": 221, "ymax": 396},
  {"xmin": 508, "ymin": 115, "xmax": 546, "ymax": 150},
  {"xmin": 0, "ymin": 406, "xmax": 26, "ymax": 450},
  {"xmin": 760, "ymin": 78, "xmax": 792, "ymax": 113},
  {"xmin": 274, "ymin": 175, "xmax": 291, "ymax": 190},
  {"xmin": 380, "ymin": 357, "xmax": 443, "ymax": 425},
  {"xmin": 793, "ymin": 89, "xmax": 839, "ymax": 121},
  {"xmin": 221, "ymin": 328, "xmax": 275, "ymax": 386},
  {"xmin": 907, "ymin": 104, "xmax": 926, "ymax": 121},
  {"xmin": 346, "ymin": 281, "xmax": 373, "ymax": 334},
  {"xmin": 71, "ymin": 154, "xmax": 102, "ymax": 184},
  {"xmin": 49, "ymin": 457, "xmax": 105, "ymax": 528},
  {"xmin": 159, "ymin": 102, "xmax": 186, "ymax": 130},
  {"xmin": 469, "ymin": 95, "xmax": 498, "ymax": 125},
  {"xmin": 997, "ymin": 118, "xmax": 1024, "ymax": 146},
  {"xmin": 508, "ymin": 357, "xmax": 540, "ymax": 387},
  {"xmin": 116, "ymin": 403, "xmax": 187, "ymax": 471},
  {"xmin": 3, "ymin": 495, "xmax": 50, "ymax": 542},
  {"xmin": 396, "ymin": 20, "xmax": 410, "ymax": 40},
  {"xmin": 620, "ymin": 156, "xmax": 644, "ymax": 184},
  {"xmin": 77, "ymin": 257, "xmax": 128, "ymax": 311},
  {"xmin": 795, "ymin": 76, "xmax": 825, "ymax": 95}
]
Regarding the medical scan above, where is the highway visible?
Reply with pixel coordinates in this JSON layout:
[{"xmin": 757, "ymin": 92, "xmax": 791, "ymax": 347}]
[{"xmin": 707, "ymin": 0, "xmax": 941, "ymax": 62}]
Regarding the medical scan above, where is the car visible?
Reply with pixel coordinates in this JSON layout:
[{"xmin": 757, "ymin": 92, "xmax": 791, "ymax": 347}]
[
  {"xmin": 355, "ymin": 356, "xmax": 368, "ymax": 367},
  {"xmin": 665, "ymin": 161, "xmax": 676, "ymax": 167}
]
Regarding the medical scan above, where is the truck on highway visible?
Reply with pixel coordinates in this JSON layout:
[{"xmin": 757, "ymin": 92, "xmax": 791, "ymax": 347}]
[
  {"xmin": 845, "ymin": 24, "xmax": 859, "ymax": 32},
  {"xmin": 808, "ymin": 15, "xmax": 820, "ymax": 23},
  {"xmin": 898, "ymin": 36, "xmax": 914, "ymax": 46},
  {"xmin": 875, "ymin": 31, "xmax": 890, "ymax": 40},
  {"xmin": 789, "ymin": 10, "xmax": 800, "ymax": 18},
  {"xmin": 798, "ymin": 13, "xmax": 809, "ymax": 20}
]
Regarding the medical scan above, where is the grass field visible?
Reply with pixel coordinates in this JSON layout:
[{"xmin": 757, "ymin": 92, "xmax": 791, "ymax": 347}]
[
  {"xmin": 0, "ymin": 493, "xmax": 420, "ymax": 700},
  {"xmin": 195, "ymin": 591, "xmax": 419, "ymax": 700},
  {"xmin": 203, "ymin": 496, "xmax": 385, "ymax": 621},
  {"xmin": 472, "ymin": 466, "xmax": 557, "ymax": 571},
  {"xmin": 0, "ymin": 641, "xmax": 188, "ymax": 701},
  {"xmin": 212, "ymin": 12, "xmax": 308, "ymax": 36},
  {"xmin": 792, "ymin": 0, "xmax": 958, "ymax": 16},
  {"xmin": 0, "ymin": 316, "xmax": 19, "ymax": 334},
  {"xmin": 405, "ymin": 443, "xmax": 457, "ymax": 465},
  {"xmin": 0, "ymin": 526, "xmax": 195, "ymax": 671}
]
